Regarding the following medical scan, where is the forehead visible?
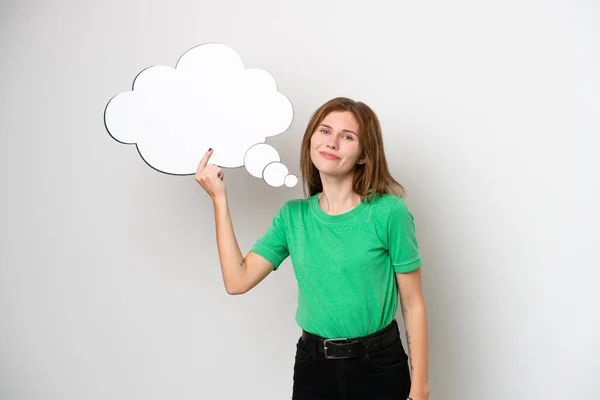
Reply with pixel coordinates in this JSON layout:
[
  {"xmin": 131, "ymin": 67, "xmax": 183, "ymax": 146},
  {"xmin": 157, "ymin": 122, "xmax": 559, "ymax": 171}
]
[{"xmin": 320, "ymin": 111, "xmax": 359, "ymax": 132}]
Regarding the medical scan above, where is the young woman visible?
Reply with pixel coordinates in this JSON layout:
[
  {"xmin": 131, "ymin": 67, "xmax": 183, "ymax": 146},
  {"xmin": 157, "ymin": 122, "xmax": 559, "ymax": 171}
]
[{"xmin": 195, "ymin": 97, "xmax": 430, "ymax": 400}]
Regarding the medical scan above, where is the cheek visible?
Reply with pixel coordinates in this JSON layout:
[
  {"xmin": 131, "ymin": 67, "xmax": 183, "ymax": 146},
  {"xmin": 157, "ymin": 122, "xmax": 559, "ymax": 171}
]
[
  {"xmin": 310, "ymin": 136, "xmax": 321, "ymax": 149},
  {"xmin": 350, "ymin": 146, "xmax": 364, "ymax": 161}
]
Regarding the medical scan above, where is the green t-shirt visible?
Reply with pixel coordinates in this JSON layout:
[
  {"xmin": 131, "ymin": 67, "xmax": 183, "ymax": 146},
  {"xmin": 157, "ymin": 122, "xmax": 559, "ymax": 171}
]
[{"xmin": 250, "ymin": 192, "xmax": 422, "ymax": 339}]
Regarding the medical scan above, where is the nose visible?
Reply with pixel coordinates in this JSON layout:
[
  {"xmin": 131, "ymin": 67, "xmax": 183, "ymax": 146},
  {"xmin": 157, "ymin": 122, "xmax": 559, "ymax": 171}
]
[{"xmin": 326, "ymin": 138, "xmax": 338, "ymax": 150}]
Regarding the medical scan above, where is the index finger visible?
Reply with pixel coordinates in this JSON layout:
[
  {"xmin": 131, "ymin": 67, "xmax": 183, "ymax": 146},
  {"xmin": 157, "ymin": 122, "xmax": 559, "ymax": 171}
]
[{"xmin": 197, "ymin": 148, "xmax": 213, "ymax": 170}]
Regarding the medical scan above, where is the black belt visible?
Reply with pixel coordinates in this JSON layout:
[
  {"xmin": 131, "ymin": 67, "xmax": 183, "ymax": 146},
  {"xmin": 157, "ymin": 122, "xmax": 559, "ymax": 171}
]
[{"xmin": 300, "ymin": 319, "xmax": 400, "ymax": 359}]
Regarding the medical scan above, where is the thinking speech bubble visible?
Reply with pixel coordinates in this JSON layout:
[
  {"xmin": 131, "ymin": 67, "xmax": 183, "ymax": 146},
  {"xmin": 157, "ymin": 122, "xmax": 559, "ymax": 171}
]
[{"xmin": 104, "ymin": 43, "xmax": 297, "ymax": 188}]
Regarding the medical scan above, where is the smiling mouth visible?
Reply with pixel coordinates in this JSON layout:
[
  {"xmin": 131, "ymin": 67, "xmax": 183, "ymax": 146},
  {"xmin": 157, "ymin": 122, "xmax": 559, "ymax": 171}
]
[{"xmin": 319, "ymin": 152, "xmax": 339, "ymax": 160}]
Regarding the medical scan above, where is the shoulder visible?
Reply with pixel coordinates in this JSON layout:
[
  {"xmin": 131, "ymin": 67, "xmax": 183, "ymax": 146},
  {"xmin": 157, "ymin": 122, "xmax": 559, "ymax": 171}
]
[
  {"xmin": 285, "ymin": 196, "xmax": 312, "ymax": 206},
  {"xmin": 283, "ymin": 196, "xmax": 311, "ymax": 209},
  {"xmin": 276, "ymin": 196, "xmax": 313, "ymax": 217},
  {"xmin": 367, "ymin": 193, "xmax": 409, "ymax": 213},
  {"xmin": 367, "ymin": 194, "xmax": 414, "ymax": 230}
]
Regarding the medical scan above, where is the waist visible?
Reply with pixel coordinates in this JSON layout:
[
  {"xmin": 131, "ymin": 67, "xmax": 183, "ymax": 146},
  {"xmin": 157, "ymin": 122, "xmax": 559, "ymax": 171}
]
[{"xmin": 300, "ymin": 319, "xmax": 400, "ymax": 359}]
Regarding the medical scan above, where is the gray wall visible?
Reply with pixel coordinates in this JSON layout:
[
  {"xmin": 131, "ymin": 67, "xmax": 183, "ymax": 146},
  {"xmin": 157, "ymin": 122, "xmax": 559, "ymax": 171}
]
[{"xmin": 1, "ymin": 0, "xmax": 598, "ymax": 399}]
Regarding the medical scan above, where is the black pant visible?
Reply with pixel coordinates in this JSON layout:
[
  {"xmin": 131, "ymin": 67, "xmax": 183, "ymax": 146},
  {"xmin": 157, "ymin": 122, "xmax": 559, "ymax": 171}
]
[{"xmin": 292, "ymin": 320, "xmax": 411, "ymax": 400}]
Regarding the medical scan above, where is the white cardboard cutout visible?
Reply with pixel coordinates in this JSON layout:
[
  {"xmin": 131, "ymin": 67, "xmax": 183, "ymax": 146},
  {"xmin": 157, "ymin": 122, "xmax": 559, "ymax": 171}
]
[{"xmin": 104, "ymin": 43, "xmax": 297, "ymax": 187}]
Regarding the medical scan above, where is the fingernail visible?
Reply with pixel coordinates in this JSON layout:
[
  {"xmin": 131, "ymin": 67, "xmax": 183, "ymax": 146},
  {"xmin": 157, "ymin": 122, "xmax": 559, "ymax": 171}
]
[{"xmin": 208, "ymin": 148, "xmax": 212, "ymax": 151}]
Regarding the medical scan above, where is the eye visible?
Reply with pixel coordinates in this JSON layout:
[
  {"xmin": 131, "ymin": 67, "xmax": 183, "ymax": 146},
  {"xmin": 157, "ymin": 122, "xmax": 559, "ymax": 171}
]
[
  {"xmin": 320, "ymin": 129, "xmax": 329, "ymax": 135},
  {"xmin": 343, "ymin": 135, "xmax": 354, "ymax": 141}
]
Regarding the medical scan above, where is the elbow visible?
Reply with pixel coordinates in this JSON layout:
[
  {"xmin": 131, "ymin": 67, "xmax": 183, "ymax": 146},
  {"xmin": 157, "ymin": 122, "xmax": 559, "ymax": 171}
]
[
  {"xmin": 223, "ymin": 265, "xmax": 250, "ymax": 295},
  {"xmin": 225, "ymin": 283, "xmax": 247, "ymax": 295}
]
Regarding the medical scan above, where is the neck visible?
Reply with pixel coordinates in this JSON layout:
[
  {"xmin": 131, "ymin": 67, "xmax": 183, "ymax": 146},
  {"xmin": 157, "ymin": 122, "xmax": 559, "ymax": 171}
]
[{"xmin": 318, "ymin": 174, "xmax": 361, "ymax": 215}]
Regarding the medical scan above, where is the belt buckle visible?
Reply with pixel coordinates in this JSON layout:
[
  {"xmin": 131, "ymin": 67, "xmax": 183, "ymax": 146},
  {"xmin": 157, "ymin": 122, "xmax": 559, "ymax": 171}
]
[{"xmin": 323, "ymin": 338, "xmax": 351, "ymax": 359}]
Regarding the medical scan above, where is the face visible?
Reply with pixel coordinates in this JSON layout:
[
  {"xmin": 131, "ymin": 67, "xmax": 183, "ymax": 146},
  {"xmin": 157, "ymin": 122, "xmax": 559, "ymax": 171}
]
[{"xmin": 310, "ymin": 111, "xmax": 365, "ymax": 178}]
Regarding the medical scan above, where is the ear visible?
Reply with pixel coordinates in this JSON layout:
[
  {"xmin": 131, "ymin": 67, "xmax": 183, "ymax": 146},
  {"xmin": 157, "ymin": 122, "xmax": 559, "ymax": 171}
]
[{"xmin": 357, "ymin": 148, "xmax": 367, "ymax": 165}]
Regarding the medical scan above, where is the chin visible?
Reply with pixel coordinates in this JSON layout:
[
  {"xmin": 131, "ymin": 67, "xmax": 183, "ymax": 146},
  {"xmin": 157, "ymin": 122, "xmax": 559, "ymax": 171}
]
[
  {"xmin": 318, "ymin": 166, "xmax": 351, "ymax": 178},
  {"xmin": 311, "ymin": 155, "xmax": 350, "ymax": 177},
  {"xmin": 311, "ymin": 159, "xmax": 332, "ymax": 173}
]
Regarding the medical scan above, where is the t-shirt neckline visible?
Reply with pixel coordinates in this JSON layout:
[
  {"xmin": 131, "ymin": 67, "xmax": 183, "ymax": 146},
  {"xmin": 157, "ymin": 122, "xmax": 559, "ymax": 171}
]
[{"xmin": 310, "ymin": 192, "xmax": 369, "ymax": 223}]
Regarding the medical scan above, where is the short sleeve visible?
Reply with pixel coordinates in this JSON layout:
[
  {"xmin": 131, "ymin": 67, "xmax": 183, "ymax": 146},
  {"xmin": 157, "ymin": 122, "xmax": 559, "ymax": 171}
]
[
  {"xmin": 388, "ymin": 199, "xmax": 422, "ymax": 273},
  {"xmin": 250, "ymin": 203, "xmax": 290, "ymax": 270}
]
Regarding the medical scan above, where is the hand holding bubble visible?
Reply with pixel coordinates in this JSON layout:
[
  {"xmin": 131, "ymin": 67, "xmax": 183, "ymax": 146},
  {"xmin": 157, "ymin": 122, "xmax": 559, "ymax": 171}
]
[{"xmin": 195, "ymin": 148, "xmax": 226, "ymax": 201}]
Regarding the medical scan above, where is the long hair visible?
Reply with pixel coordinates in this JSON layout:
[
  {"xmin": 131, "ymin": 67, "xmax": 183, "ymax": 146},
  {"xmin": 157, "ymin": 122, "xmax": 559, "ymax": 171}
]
[{"xmin": 299, "ymin": 97, "xmax": 406, "ymax": 202}]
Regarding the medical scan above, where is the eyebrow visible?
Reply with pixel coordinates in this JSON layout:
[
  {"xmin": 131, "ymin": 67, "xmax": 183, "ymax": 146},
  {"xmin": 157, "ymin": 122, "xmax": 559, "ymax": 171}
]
[{"xmin": 319, "ymin": 124, "xmax": 358, "ymax": 136}]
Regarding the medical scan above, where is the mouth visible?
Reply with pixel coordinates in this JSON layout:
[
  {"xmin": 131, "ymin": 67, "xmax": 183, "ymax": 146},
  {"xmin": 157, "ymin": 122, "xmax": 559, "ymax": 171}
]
[{"xmin": 319, "ymin": 152, "xmax": 339, "ymax": 160}]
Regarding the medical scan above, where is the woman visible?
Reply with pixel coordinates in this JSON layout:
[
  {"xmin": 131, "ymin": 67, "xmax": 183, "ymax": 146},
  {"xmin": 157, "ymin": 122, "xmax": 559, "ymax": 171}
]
[{"xmin": 195, "ymin": 97, "xmax": 430, "ymax": 400}]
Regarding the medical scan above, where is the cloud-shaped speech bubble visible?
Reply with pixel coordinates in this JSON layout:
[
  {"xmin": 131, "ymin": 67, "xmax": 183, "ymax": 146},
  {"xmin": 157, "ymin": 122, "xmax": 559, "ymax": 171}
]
[{"xmin": 104, "ymin": 43, "xmax": 297, "ymax": 187}]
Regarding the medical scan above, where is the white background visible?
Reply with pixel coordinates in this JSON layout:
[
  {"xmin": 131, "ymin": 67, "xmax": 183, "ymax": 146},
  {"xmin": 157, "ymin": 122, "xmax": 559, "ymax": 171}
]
[{"xmin": 1, "ymin": 0, "xmax": 598, "ymax": 399}]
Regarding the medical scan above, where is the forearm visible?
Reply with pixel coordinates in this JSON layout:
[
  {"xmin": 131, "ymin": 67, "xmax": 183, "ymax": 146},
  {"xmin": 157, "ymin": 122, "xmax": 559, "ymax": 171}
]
[
  {"xmin": 212, "ymin": 195, "xmax": 245, "ymax": 294},
  {"xmin": 403, "ymin": 300, "xmax": 430, "ymax": 395}
]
